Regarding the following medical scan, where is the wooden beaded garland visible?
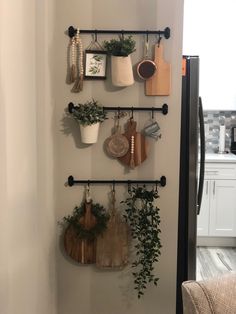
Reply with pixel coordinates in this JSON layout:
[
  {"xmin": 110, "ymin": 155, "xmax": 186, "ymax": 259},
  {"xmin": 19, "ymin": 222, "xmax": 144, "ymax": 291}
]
[
  {"xmin": 66, "ymin": 28, "xmax": 84, "ymax": 93},
  {"xmin": 130, "ymin": 135, "xmax": 135, "ymax": 169},
  {"xmin": 70, "ymin": 36, "xmax": 77, "ymax": 83}
]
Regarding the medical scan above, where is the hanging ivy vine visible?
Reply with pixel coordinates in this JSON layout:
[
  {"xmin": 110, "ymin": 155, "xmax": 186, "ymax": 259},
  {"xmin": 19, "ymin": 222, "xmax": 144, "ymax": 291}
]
[{"xmin": 122, "ymin": 185, "xmax": 162, "ymax": 298}]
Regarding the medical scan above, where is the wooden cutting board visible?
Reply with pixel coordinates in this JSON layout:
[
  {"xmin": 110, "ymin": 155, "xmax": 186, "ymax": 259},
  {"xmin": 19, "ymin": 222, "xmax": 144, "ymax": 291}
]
[
  {"xmin": 96, "ymin": 210, "xmax": 129, "ymax": 269},
  {"xmin": 64, "ymin": 201, "xmax": 96, "ymax": 264},
  {"xmin": 96, "ymin": 191, "xmax": 129, "ymax": 269},
  {"xmin": 118, "ymin": 119, "xmax": 148, "ymax": 168},
  {"xmin": 145, "ymin": 43, "xmax": 171, "ymax": 96}
]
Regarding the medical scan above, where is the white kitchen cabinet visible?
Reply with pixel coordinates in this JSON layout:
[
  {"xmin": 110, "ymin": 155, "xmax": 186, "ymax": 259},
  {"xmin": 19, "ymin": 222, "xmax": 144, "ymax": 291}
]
[
  {"xmin": 197, "ymin": 161, "xmax": 236, "ymax": 237},
  {"xmin": 197, "ymin": 180, "xmax": 210, "ymax": 236},
  {"xmin": 210, "ymin": 180, "xmax": 236, "ymax": 236}
]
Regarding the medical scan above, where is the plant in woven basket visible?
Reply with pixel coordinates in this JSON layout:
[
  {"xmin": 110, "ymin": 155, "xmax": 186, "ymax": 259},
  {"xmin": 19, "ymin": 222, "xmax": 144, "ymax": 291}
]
[
  {"xmin": 122, "ymin": 185, "xmax": 162, "ymax": 298},
  {"xmin": 103, "ymin": 36, "xmax": 136, "ymax": 87},
  {"xmin": 103, "ymin": 35, "xmax": 136, "ymax": 57}
]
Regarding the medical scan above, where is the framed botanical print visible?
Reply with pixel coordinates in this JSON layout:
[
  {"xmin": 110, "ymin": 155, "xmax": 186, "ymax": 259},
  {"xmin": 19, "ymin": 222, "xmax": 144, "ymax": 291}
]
[{"xmin": 84, "ymin": 50, "xmax": 107, "ymax": 79}]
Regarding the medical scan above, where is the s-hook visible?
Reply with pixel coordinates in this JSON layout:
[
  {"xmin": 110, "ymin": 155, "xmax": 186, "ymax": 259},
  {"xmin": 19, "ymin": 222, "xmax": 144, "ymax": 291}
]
[
  {"xmin": 94, "ymin": 29, "xmax": 98, "ymax": 42},
  {"xmin": 151, "ymin": 107, "xmax": 154, "ymax": 120},
  {"xmin": 158, "ymin": 33, "xmax": 162, "ymax": 47}
]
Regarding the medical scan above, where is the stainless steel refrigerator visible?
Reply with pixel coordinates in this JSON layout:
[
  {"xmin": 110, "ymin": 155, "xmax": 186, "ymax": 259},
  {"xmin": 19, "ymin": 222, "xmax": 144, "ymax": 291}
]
[{"xmin": 176, "ymin": 56, "xmax": 205, "ymax": 313}]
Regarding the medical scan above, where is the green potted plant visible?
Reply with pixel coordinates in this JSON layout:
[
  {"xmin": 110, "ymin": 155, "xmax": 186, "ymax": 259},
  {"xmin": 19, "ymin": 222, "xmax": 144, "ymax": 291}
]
[
  {"xmin": 68, "ymin": 100, "xmax": 107, "ymax": 144},
  {"xmin": 104, "ymin": 35, "xmax": 136, "ymax": 87},
  {"xmin": 122, "ymin": 185, "xmax": 162, "ymax": 298}
]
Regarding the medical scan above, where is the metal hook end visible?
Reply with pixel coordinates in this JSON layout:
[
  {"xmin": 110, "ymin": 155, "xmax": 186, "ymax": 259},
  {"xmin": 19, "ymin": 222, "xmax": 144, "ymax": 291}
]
[
  {"xmin": 160, "ymin": 176, "xmax": 166, "ymax": 187},
  {"xmin": 162, "ymin": 104, "xmax": 168, "ymax": 115},
  {"xmin": 117, "ymin": 106, "xmax": 121, "ymax": 118},
  {"xmin": 68, "ymin": 175, "xmax": 74, "ymax": 186},
  {"xmin": 164, "ymin": 27, "xmax": 171, "ymax": 39},
  {"xmin": 94, "ymin": 29, "xmax": 98, "ymax": 42},
  {"xmin": 152, "ymin": 107, "xmax": 154, "ymax": 120},
  {"xmin": 68, "ymin": 26, "xmax": 77, "ymax": 38},
  {"xmin": 68, "ymin": 102, "xmax": 75, "ymax": 113}
]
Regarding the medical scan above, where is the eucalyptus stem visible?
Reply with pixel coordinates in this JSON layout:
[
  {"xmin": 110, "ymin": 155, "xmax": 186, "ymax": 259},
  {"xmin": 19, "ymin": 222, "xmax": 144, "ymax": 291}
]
[{"xmin": 122, "ymin": 186, "xmax": 162, "ymax": 298}]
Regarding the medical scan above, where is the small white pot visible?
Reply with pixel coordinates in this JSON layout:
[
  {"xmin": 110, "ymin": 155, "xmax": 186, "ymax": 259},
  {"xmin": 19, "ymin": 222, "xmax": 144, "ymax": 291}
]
[
  {"xmin": 111, "ymin": 55, "xmax": 134, "ymax": 87},
  {"xmin": 79, "ymin": 122, "xmax": 100, "ymax": 144}
]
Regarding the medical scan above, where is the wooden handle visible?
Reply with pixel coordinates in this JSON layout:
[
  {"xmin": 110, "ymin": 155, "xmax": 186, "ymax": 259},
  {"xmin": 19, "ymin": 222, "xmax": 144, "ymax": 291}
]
[
  {"xmin": 84, "ymin": 201, "xmax": 97, "ymax": 230},
  {"xmin": 146, "ymin": 42, "xmax": 171, "ymax": 96},
  {"xmin": 154, "ymin": 44, "xmax": 164, "ymax": 61}
]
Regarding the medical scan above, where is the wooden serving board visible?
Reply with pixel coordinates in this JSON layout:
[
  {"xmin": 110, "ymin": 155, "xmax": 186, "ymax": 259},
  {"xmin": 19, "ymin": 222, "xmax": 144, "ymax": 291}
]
[
  {"xmin": 96, "ymin": 210, "xmax": 129, "ymax": 269},
  {"xmin": 118, "ymin": 119, "xmax": 148, "ymax": 168},
  {"xmin": 64, "ymin": 201, "xmax": 96, "ymax": 264},
  {"xmin": 145, "ymin": 43, "xmax": 171, "ymax": 96}
]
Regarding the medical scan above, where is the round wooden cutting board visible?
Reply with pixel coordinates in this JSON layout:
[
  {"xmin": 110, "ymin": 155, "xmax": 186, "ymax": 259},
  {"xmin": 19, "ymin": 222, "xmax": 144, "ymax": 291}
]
[{"xmin": 64, "ymin": 201, "xmax": 97, "ymax": 264}]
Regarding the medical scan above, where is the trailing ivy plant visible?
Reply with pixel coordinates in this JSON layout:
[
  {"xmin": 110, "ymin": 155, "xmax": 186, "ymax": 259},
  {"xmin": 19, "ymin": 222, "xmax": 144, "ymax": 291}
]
[{"xmin": 122, "ymin": 185, "xmax": 162, "ymax": 298}]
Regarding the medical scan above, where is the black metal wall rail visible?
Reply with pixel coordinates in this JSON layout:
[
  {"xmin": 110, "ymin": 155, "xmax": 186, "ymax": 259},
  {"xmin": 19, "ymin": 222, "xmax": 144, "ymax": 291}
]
[
  {"xmin": 67, "ymin": 175, "xmax": 167, "ymax": 187},
  {"xmin": 68, "ymin": 26, "xmax": 170, "ymax": 39},
  {"xmin": 68, "ymin": 102, "xmax": 168, "ymax": 115}
]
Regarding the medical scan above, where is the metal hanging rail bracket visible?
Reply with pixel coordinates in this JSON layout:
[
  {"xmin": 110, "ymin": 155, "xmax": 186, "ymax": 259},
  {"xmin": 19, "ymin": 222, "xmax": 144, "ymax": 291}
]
[
  {"xmin": 68, "ymin": 102, "xmax": 168, "ymax": 115},
  {"xmin": 67, "ymin": 176, "xmax": 167, "ymax": 187},
  {"xmin": 68, "ymin": 26, "xmax": 170, "ymax": 39}
]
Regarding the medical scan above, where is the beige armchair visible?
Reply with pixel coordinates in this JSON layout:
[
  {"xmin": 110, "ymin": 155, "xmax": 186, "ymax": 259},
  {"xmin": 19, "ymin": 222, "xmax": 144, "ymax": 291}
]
[{"xmin": 182, "ymin": 273, "xmax": 236, "ymax": 313}]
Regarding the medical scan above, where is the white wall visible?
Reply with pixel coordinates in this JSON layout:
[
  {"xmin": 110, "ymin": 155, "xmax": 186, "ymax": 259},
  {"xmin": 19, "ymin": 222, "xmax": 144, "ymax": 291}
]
[
  {"xmin": 0, "ymin": 1, "xmax": 57, "ymax": 314},
  {"xmin": 55, "ymin": 1, "xmax": 184, "ymax": 313}
]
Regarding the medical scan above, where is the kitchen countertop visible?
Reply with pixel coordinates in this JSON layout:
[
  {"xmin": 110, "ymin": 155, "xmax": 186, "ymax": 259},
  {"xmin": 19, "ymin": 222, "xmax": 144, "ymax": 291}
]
[{"xmin": 205, "ymin": 153, "xmax": 236, "ymax": 163}]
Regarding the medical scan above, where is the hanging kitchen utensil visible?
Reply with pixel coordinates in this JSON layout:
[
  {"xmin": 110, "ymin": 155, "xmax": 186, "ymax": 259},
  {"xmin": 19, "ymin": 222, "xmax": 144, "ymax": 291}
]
[
  {"xmin": 104, "ymin": 112, "xmax": 129, "ymax": 158},
  {"xmin": 118, "ymin": 116, "xmax": 149, "ymax": 168},
  {"xmin": 84, "ymin": 32, "xmax": 107, "ymax": 79},
  {"xmin": 63, "ymin": 185, "xmax": 109, "ymax": 264},
  {"xmin": 137, "ymin": 34, "xmax": 157, "ymax": 80},
  {"xmin": 145, "ymin": 37, "xmax": 171, "ymax": 96},
  {"xmin": 142, "ymin": 110, "xmax": 162, "ymax": 140},
  {"xmin": 96, "ymin": 185, "xmax": 129, "ymax": 269}
]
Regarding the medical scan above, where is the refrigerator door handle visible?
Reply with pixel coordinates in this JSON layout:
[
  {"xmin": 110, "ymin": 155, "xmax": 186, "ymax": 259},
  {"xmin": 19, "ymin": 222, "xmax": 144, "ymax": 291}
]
[{"xmin": 197, "ymin": 96, "xmax": 205, "ymax": 215}]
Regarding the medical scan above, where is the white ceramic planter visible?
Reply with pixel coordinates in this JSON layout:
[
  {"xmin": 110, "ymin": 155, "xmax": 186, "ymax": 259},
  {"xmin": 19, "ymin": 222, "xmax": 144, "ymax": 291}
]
[
  {"xmin": 79, "ymin": 122, "xmax": 100, "ymax": 144},
  {"xmin": 111, "ymin": 55, "xmax": 134, "ymax": 87}
]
